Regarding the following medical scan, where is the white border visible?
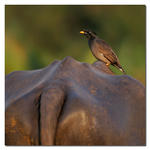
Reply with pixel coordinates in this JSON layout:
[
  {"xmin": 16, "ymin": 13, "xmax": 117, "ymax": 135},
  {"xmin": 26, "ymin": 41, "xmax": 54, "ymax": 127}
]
[
  {"xmin": 0, "ymin": 1, "xmax": 5, "ymax": 150},
  {"xmin": 2, "ymin": 0, "xmax": 149, "ymax": 5},
  {"xmin": 1, "ymin": 0, "xmax": 150, "ymax": 150},
  {"xmin": 146, "ymin": 1, "xmax": 150, "ymax": 149}
]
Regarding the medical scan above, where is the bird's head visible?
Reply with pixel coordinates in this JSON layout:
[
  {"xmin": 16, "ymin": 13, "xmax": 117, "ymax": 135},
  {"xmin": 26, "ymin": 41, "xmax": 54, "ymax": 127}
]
[{"xmin": 80, "ymin": 29, "xmax": 97, "ymax": 39}]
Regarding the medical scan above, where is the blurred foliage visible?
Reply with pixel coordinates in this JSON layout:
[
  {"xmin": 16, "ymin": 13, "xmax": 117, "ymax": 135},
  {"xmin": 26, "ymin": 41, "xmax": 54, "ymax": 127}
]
[{"xmin": 5, "ymin": 5, "xmax": 145, "ymax": 85}]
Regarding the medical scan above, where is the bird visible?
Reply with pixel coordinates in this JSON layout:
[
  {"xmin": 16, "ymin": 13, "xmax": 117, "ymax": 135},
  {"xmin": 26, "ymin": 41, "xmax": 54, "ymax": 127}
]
[{"xmin": 80, "ymin": 29, "xmax": 126, "ymax": 74}]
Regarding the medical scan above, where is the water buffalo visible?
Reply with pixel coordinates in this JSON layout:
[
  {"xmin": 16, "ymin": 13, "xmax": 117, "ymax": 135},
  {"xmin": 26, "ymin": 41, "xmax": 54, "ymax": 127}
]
[{"xmin": 5, "ymin": 56, "xmax": 146, "ymax": 145}]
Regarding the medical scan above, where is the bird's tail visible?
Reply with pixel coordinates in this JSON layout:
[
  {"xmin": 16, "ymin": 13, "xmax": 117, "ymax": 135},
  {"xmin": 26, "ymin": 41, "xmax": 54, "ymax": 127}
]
[{"xmin": 113, "ymin": 64, "xmax": 126, "ymax": 75}]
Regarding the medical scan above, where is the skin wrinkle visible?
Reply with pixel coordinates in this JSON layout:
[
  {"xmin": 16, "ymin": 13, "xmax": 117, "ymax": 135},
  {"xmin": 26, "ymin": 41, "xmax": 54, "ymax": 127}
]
[
  {"xmin": 6, "ymin": 60, "xmax": 61, "ymax": 109},
  {"xmin": 40, "ymin": 81, "xmax": 66, "ymax": 145}
]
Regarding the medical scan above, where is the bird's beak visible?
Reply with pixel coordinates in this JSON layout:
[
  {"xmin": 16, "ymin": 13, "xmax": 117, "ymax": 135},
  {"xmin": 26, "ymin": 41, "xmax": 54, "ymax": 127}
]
[{"xmin": 80, "ymin": 31, "xmax": 85, "ymax": 34}]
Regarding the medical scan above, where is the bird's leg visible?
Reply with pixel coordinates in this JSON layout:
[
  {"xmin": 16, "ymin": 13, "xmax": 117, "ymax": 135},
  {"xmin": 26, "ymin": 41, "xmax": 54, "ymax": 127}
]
[{"xmin": 106, "ymin": 62, "xmax": 110, "ymax": 66}]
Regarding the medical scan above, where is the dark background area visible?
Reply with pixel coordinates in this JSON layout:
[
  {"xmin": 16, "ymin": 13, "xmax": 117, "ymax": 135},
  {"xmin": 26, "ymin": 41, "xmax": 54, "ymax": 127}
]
[{"xmin": 5, "ymin": 5, "xmax": 146, "ymax": 85}]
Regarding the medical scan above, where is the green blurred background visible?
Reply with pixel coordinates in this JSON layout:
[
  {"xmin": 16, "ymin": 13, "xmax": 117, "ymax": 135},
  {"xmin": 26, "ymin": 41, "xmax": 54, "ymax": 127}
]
[{"xmin": 5, "ymin": 5, "xmax": 146, "ymax": 85}]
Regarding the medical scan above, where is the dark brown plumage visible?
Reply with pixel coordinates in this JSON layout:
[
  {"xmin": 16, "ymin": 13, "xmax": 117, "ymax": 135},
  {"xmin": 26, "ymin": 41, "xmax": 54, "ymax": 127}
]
[{"xmin": 80, "ymin": 29, "xmax": 126, "ymax": 74}]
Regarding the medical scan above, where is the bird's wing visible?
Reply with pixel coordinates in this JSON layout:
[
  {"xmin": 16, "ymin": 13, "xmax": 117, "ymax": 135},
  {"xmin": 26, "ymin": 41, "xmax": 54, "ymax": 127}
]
[{"xmin": 95, "ymin": 39, "xmax": 118, "ymax": 63}]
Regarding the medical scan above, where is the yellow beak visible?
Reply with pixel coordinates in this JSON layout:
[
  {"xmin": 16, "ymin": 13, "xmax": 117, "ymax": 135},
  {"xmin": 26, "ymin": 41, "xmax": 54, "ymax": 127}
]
[{"xmin": 80, "ymin": 31, "xmax": 85, "ymax": 34}]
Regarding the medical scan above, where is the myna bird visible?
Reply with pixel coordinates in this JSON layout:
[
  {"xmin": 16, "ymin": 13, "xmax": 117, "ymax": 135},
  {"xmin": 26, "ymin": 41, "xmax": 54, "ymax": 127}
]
[{"xmin": 80, "ymin": 29, "xmax": 126, "ymax": 74}]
